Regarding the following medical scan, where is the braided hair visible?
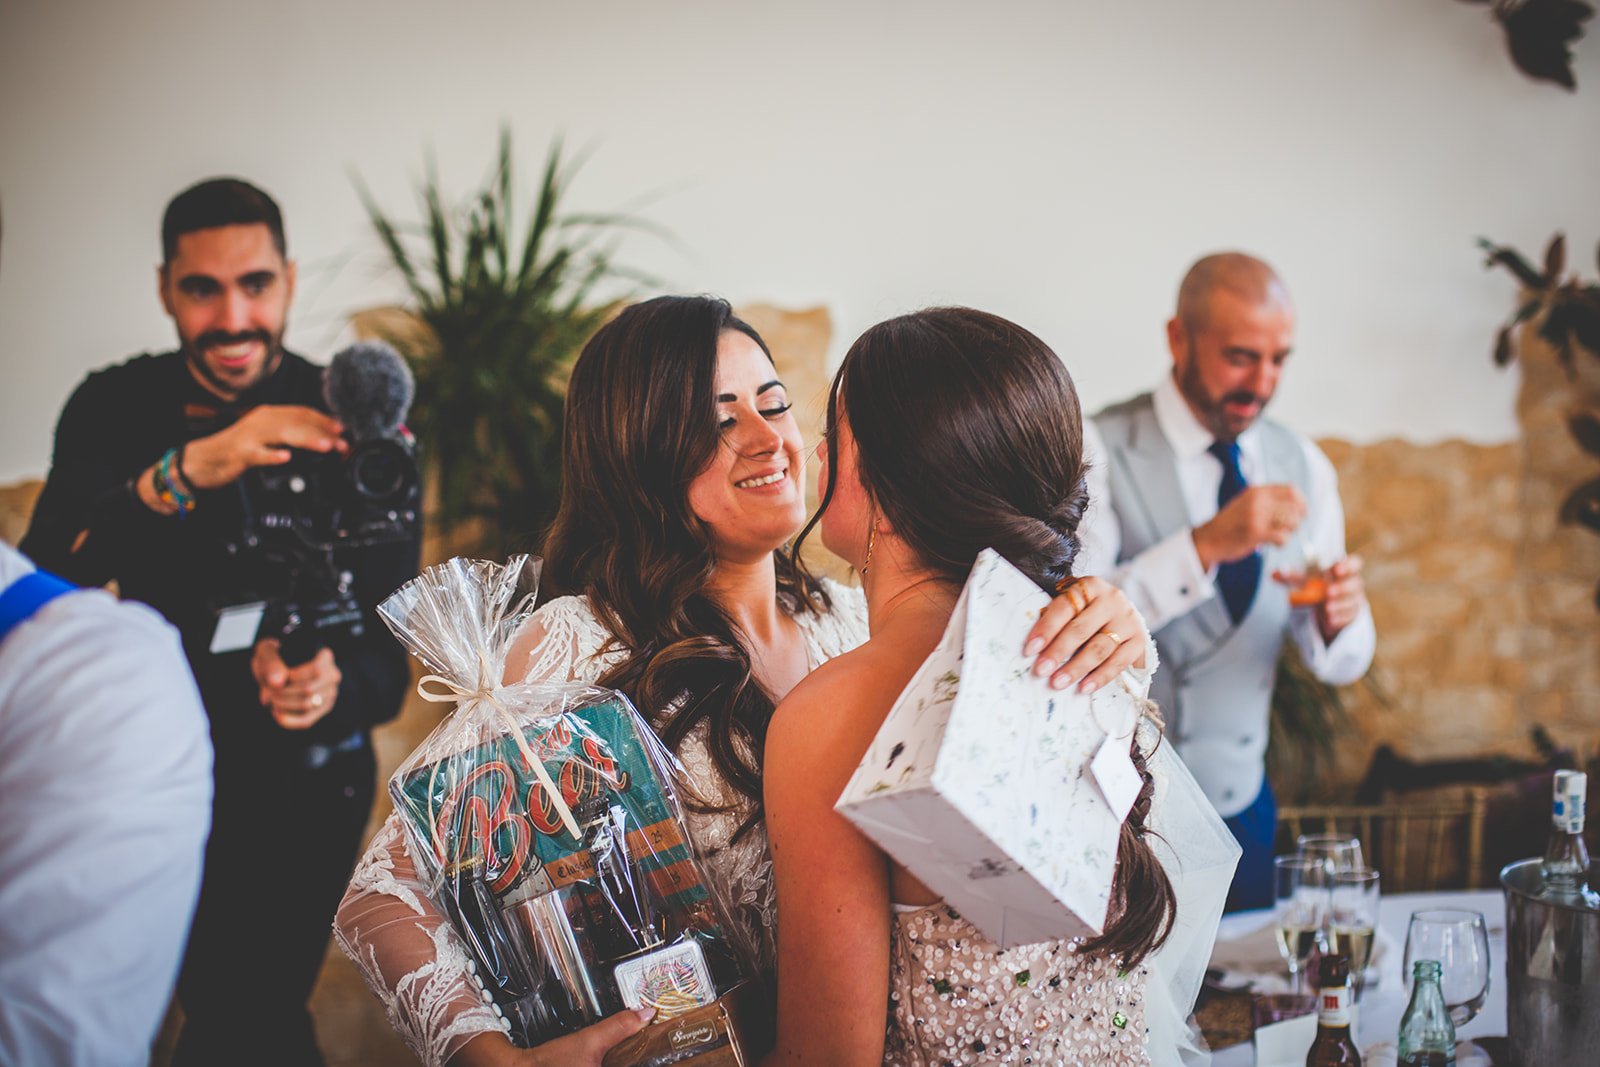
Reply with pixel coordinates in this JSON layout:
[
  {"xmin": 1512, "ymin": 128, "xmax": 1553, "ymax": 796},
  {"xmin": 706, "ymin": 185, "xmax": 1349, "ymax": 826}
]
[{"xmin": 798, "ymin": 306, "xmax": 1176, "ymax": 967}]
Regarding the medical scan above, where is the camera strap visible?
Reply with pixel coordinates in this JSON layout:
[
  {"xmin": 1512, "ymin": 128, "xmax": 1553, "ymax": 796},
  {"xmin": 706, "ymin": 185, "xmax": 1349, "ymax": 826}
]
[{"xmin": 0, "ymin": 570, "xmax": 79, "ymax": 646}]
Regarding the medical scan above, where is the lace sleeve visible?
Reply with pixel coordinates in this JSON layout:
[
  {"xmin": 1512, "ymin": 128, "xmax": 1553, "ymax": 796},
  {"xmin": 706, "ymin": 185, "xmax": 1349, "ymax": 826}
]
[
  {"xmin": 333, "ymin": 814, "xmax": 508, "ymax": 1067},
  {"xmin": 334, "ymin": 597, "xmax": 626, "ymax": 1065},
  {"xmin": 506, "ymin": 596, "xmax": 623, "ymax": 685}
]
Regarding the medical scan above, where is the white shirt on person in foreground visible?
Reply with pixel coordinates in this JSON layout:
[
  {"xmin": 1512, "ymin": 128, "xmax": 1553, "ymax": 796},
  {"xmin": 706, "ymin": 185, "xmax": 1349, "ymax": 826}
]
[{"xmin": 0, "ymin": 542, "xmax": 212, "ymax": 1067}]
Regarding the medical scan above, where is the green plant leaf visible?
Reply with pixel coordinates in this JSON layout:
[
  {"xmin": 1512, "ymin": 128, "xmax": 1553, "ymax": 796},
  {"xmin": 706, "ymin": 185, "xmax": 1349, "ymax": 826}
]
[
  {"xmin": 1545, "ymin": 232, "xmax": 1568, "ymax": 283},
  {"xmin": 356, "ymin": 131, "xmax": 662, "ymax": 557},
  {"xmin": 1267, "ymin": 644, "xmax": 1353, "ymax": 804},
  {"xmin": 1572, "ymin": 293, "xmax": 1600, "ymax": 356},
  {"xmin": 1494, "ymin": 324, "xmax": 1516, "ymax": 367},
  {"xmin": 1479, "ymin": 237, "xmax": 1548, "ymax": 290},
  {"xmin": 1571, "ymin": 412, "xmax": 1600, "ymax": 457},
  {"xmin": 1559, "ymin": 476, "xmax": 1600, "ymax": 533}
]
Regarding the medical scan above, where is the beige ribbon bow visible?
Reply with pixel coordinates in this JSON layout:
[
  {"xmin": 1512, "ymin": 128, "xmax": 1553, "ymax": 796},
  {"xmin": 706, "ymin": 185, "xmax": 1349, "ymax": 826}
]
[{"xmin": 416, "ymin": 656, "xmax": 583, "ymax": 847}]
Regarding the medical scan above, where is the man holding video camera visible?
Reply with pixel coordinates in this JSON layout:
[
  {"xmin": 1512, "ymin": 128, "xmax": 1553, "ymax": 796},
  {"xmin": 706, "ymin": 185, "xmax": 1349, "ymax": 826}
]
[{"xmin": 21, "ymin": 178, "xmax": 419, "ymax": 1066}]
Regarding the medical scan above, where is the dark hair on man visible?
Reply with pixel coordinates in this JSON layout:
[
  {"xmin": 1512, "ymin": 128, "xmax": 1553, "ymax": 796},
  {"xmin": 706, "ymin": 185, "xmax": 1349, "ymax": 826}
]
[
  {"xmin": 798, "ymin": 306, "xmax": 1176, "ymax": 968},
  {"xmin": 543, "ymin": 295, "xmax": 829, "ymax": 842},
  {"xmin": 161, "ymin": 178, "xmax": 286, "ymax": 263}
]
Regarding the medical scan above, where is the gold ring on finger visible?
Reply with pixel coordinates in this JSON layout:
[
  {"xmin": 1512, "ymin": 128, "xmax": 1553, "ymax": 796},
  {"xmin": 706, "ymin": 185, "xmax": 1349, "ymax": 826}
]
[{"xmin": 1102, "ymin": 630, "xmax": 1123, "ymax": 646}]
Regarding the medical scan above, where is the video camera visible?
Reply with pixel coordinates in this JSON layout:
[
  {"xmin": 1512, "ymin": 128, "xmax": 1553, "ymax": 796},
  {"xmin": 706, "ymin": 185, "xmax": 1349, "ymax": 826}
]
[{"xmin": 233, "ymin": 342, "xmax": 420, "ymax": 665}]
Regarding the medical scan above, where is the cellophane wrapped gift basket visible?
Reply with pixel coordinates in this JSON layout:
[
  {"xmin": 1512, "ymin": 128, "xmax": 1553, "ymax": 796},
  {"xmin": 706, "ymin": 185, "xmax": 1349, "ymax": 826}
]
[{"xmin": 378, "ymin": 556, "xmax": 768, "ymax": 1066}]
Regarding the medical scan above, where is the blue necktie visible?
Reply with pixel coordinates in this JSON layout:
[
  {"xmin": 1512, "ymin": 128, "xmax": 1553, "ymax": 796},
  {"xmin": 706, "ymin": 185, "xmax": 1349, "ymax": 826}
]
[{"xmin": 1208, "ymin": 439, "xmax": 1260, "ymax": 625}]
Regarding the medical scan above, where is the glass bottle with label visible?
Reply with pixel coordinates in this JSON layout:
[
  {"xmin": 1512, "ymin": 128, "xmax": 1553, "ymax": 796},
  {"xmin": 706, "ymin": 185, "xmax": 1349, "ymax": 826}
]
[
  {"xmin": 1541, "ymin": 769, "xmax": 1592, "ymax": 903},
  {"xmin": 1306, "ymin": 954, "xmax": 1361, "ymax": 1067},
  {"xmin": 1397, "ymin": 959, "xmax": 1456, "ymax": 1067}
]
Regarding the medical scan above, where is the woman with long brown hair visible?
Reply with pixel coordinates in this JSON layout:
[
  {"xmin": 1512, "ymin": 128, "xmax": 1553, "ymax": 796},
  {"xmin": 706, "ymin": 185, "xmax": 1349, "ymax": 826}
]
[
  {"xmin": 334, "ymin": 296, "xmax": 1150, "ymax": 1067},
  {"xmin": 763, "ymin": 308, "xmax": 1238, "ymax": 1067}
]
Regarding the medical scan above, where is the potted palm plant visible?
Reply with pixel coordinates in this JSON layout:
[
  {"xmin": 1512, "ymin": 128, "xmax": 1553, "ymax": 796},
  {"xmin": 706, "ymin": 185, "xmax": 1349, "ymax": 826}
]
[{"xmin": 354, "ymin": 129, "xmax": 652, "ymax": 560}]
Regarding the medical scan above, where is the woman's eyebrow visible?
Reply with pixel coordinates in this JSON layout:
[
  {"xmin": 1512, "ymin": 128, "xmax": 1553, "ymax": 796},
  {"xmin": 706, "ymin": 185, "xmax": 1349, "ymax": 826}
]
[{"xmin": 716, "ymin": 380, "xmax": 784, "ymax": 403}]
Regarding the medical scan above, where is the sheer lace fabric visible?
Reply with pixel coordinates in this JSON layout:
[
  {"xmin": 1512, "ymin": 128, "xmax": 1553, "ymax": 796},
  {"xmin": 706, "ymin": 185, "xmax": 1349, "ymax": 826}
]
[{"xmin": 334, "ymin": 583, "xmax": 868, "ymax": 1067}]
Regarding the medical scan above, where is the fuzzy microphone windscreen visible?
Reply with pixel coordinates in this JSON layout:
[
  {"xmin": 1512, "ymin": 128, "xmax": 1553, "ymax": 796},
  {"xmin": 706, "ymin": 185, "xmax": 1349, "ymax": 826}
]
[{"xmin": 323, "ymin": 342, "xmax": 414, "ymax": 441}]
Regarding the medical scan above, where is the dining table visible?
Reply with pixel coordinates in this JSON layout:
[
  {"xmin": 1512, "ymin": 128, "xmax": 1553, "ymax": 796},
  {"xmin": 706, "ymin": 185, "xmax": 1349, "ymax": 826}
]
[{"xmin": 1207, "ymin": 888, "xmax": 1508, "ymax": 1066}]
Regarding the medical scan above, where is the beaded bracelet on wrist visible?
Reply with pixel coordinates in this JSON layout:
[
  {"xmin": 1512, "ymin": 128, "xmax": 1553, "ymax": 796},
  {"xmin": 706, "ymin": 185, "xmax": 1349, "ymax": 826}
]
[{"xmin": 154, "ymin": 446, "xmax": 196, "ymax": 518}]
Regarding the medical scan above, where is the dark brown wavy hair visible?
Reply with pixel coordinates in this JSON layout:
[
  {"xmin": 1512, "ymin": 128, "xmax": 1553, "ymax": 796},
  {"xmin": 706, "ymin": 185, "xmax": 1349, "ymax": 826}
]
[
  {"xmin": 796, "ymin": 306, "xmax": 1176, "ymax": 967},
  {"xmin": 542, "ymin": 295, "xmax": 829, "ymax": 842}
]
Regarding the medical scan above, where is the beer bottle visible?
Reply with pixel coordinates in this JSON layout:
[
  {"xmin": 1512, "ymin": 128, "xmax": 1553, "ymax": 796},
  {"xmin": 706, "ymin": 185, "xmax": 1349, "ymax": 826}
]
[
  {"xmin": 1306, "ymin": 953, "xmax": 1361, "ymax": 1066},
  {"xmin": 1397, "ymin": 959, "xmax": 1455, "ymax": 1067},
  {"xmin": 1540, "ymin": 769, "xmax": 1592, "ymax": 904}
]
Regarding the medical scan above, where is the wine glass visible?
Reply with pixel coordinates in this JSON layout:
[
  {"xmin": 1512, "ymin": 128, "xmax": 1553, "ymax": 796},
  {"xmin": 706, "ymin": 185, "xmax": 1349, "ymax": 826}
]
[
  {"xmin": 1403, "ymin": 909, "xmax": 1492, "ymax": 1026},
  {"xmin": 1274, "ymin": 855, "xmax": 1327, "ymax": 995},
  {"xmin": 1328, "ymin": 868, "xmax": 1380, "ymax": 996},
  {"xmin": 1297, "ymin": 833, "xmax": 1364, "ymax": 879}
]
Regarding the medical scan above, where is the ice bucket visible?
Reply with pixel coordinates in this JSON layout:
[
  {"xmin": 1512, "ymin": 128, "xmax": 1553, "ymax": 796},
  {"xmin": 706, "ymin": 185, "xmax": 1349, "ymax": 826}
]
[{"xmin": 1499, "ymin": 858, "xmax": 1600, "ymax": 1066}]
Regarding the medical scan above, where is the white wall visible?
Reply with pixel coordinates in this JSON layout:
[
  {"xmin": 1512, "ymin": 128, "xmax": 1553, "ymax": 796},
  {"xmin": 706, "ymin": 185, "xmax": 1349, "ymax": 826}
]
[{"xmin": 2, "ymin": 0, "xmax": 1597, "ymax": 482}]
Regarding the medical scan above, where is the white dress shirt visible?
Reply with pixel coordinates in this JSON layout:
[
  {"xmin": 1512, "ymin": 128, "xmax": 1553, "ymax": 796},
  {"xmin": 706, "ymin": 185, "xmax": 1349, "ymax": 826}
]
[
  {"xmin": 1078, "ymin": 373, "xmax": 1375, "ymax": 686},
  {"xmin": 0, "ymin": 543, "xmax": 212, "ymax": 1067}
]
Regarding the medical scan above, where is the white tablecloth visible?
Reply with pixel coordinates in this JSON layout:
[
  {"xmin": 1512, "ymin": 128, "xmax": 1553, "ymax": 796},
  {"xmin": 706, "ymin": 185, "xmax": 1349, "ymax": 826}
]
[{"xmin": 1207, "ymin": 890, "xmax": 1506, "ymax": 1066}]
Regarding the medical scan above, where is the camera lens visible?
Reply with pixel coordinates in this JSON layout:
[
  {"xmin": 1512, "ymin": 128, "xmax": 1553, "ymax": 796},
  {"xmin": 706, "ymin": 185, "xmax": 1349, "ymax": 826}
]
[{"xmin": 349, "ymin": 440, "xmax": 415, "ymax": 503}]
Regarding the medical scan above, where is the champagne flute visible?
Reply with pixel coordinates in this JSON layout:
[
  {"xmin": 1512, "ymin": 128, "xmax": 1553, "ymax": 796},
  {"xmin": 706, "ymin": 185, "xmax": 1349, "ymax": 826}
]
[
  {"xmin": 1328, "ymin": 868, "xmax": 1380, "ymax": 997},
  {"xmin": 1274, "ymin": 856, "xmax": 1327, "ymax": 996},
  {"xmin": 1403, "ymin": 909, "xmax": 1492, "ymax": 1026}
]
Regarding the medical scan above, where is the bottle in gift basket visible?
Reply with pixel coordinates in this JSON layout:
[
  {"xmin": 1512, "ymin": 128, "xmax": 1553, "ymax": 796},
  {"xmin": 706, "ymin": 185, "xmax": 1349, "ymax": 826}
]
[
  {"xmin": 1540, "ymin": 769, "xmax": 1592, "ymax": 903},
  {"xmin": 1396, "ymin": 959, "xmax": 1456, "ymax": 1067},
  {"xmin": 1306, "ymin": 954, "xmax": 1361, "ymax": 1067},
  {"xmin": 438, "ymin": 855, "xmax": 588, "ymax": 1042}
]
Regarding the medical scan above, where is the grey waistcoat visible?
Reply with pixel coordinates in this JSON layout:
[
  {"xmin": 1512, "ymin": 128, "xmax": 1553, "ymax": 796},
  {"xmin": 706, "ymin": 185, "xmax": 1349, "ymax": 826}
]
[{"xmin": 1092, "ymin": 393, "xmax": 1311, "ymax": 817}]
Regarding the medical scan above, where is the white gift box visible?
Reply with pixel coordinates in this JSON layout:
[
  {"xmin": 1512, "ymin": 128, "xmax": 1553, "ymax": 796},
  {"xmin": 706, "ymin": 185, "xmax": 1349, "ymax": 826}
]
[{"xmin": 835, "ymin": 549, "xmax": 1143, "ymax": 949}]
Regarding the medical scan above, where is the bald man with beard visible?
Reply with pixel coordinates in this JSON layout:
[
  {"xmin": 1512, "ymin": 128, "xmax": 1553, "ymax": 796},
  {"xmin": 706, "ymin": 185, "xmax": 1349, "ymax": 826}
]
[{"xmin": 1077, "ymin": 252, "xmax": 1375, "ymax": 911}]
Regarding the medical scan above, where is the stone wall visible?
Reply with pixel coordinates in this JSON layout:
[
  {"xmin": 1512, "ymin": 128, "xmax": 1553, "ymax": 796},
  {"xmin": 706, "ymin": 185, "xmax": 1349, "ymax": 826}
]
[{"xmin": 1322, "ymin": 331, "xmax": 1600, "ymax": 790}]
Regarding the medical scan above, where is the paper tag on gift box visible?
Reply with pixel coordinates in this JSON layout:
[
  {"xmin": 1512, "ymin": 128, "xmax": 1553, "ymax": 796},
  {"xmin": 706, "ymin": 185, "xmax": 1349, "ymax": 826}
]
[
  {"xmin": 1091, "ymin": 733, "xmax": 1142, "ymax": 824},
  {"xmin": 836, "ymin": 549, "xmax": 1139, "ymax": 948}
]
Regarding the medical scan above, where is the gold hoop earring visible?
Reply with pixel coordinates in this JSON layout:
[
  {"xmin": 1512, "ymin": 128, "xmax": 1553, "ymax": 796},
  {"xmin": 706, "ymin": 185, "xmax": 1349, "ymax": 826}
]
[{"xmin": 861, "ymin": 520, "xmax": 878, "ymax": 577}]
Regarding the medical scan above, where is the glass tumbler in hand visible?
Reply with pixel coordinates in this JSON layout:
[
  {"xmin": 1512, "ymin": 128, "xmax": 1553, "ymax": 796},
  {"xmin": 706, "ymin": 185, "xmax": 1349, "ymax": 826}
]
[
  {"xmin": 1275, "ymin": 528, "xmax": 1328, "ymax": 608},
  {"xmin": 1275, "ymin": 855, "xmax": 1328, "ymax": 996},
  {"xmin": 1403, "ymin": 909, "xmax": 1491, "ymax": 1027}
]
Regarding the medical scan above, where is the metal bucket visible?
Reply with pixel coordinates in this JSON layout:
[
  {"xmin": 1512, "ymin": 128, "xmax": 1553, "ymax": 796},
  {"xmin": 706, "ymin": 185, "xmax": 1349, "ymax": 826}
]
[{"xmin": 1500, "ymin": 859, "xmax": 1600, "ymax": 1066}]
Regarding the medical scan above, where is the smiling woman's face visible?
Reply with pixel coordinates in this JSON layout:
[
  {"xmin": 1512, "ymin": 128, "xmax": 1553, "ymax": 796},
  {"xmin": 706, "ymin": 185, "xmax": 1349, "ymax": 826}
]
[{"xmin": 686, "ymin": 329, "xmax": 808, "ymax": 563}]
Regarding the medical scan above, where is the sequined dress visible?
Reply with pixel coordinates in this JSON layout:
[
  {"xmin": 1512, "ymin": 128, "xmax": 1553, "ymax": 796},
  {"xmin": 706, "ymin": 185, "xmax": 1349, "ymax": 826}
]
[
  {"xmin": 333, "ymin": 583, "xmax": 869, "ymax": 1067},
  {"xmin": 885, "ymin": 902, "xmax": 1150, "ymax": 1067}
]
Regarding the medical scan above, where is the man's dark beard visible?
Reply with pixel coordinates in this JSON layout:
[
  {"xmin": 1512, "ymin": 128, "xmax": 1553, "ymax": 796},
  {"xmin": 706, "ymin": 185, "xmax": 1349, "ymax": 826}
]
[
  {"xmin": 1178, "ymin": 357, "xmax": 1265, "ymax": 443},
  {"xmin": 184, "ymin": 329, "xmax": 282, "ymax": 399}
]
